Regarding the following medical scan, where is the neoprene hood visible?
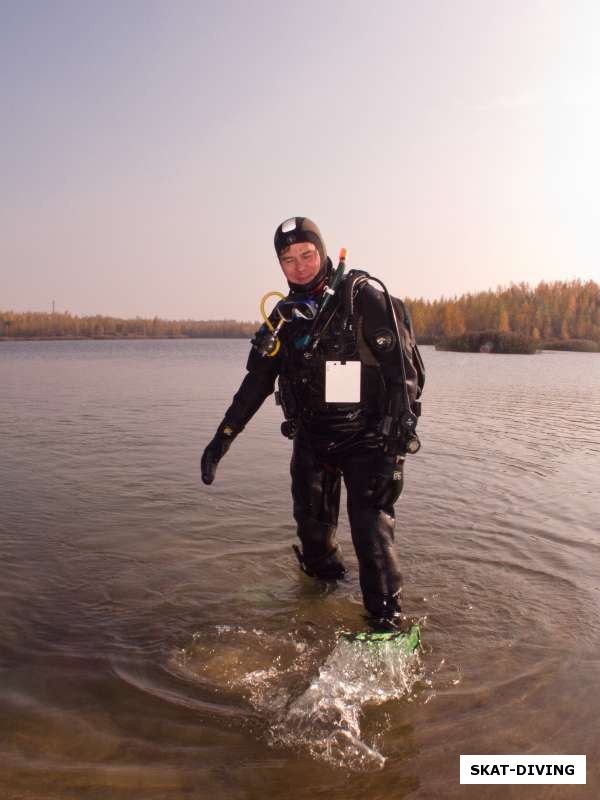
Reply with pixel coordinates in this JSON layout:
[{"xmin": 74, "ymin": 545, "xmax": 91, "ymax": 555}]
[{"xmin": 274, "ymin": 216, "xmax": 330, "ymax": 293}]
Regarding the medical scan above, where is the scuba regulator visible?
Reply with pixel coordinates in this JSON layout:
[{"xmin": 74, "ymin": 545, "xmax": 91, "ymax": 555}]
[
  {"xmin": 253, "ymin": 249, "xmax": 348, "ymax": 358},
  {"xmin": 254, "ymin": 291, "xmax": 286, "ymax": 357}
]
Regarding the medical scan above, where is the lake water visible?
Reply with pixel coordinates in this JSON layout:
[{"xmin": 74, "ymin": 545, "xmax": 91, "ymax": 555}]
[{"xmin": 1, "ymin": 340, "xmax": 599, "ymax": 799}]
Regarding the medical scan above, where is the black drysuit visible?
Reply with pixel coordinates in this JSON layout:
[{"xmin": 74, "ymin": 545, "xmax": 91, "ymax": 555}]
[{"xmin": 212, "ymin": 275, "xmax": 424, "ymax": 621}]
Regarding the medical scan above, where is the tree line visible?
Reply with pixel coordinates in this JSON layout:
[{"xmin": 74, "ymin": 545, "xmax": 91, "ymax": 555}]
[
  {"xmin": 2, "ymin": 279, "xmax": 599, "ymax": 344},
  {"xmin": 406, "ymin": 279, "xmax": 600, "ymax": 343},
  {"xmin": 0, "ymin": 313, "xmax": 257, "ymax": 339}
]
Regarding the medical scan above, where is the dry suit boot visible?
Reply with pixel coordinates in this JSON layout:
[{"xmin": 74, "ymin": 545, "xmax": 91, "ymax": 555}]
[
  {"xmin": 292, "ymin": 542, "xmax": 346, "ymax": 580},
  {"xmin": 366, "ymin": 593, "xmax": 404, "ymax": 632}
]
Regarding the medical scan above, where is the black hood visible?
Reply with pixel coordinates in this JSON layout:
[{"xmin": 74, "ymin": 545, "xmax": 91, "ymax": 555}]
[{"xmin": 274, "ymin": 216, "xmax": 330, "ymax": 293}]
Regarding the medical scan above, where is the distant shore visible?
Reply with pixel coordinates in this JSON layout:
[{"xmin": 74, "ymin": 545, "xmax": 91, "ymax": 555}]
[
  {"xmin": 3, "ymin": 278, "xmax": 599, "ymax": 349},
  {"xmin": 0, "ymin": 334, "xmax": 251, "ymax": 341},
  {"xmin": 2, "ymin": 333, "xmax": 599, "ymax": 352},
  {"xmin": 435, "ymin": 332, "xmax": 600, "ymax": 353}
]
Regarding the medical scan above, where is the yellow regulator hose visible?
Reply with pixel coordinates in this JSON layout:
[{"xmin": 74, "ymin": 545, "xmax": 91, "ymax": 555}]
[{"xmin": 259, "ymin": 291, "xmax": 286, "ymax": 357}]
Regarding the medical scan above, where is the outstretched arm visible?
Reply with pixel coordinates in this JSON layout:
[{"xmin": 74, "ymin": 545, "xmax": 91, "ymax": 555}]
[{"xmin": 201, "ymin": 346, "xmax": 281, "ymax": 485}]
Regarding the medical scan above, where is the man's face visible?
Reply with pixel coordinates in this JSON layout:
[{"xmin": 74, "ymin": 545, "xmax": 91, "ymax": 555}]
[{"xmin": 279, "ymin": 242, "xmax": 321, "ymax": 287}]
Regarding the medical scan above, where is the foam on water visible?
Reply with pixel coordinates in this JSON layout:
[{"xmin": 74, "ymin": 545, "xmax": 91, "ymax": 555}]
[{"xmin": 170, "ymin": 624, "xmax": 422, "ymax": 771}]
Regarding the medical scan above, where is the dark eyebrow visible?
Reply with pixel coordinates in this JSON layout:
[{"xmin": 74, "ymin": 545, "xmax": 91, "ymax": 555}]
[{"xmin": 281, "ymin": 247, "xmax": 315, "ymax": 261}]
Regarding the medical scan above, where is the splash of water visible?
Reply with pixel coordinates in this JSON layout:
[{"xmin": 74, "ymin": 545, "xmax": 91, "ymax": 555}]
[
  {"xmin": 267, "ymin": 637, "xmax": 421, "ymax": 770},
  {"xmin": 170, "ymin": 625, "xmax": 422, "ymax": 771}
]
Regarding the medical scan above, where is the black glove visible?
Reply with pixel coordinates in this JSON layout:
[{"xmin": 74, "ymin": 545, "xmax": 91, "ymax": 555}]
[
  {"xmin": 201, "ymin": 423, "xmax": 236, "ymax": 485},
  {"xmin": 365, "ymin": 454, "xmax": 405, "ymax": 509}
]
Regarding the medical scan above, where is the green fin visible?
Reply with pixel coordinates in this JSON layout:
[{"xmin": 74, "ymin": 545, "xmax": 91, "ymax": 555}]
[{"xmin": 339, "ymin": 624, "xmax": 420, "ymax": 653}]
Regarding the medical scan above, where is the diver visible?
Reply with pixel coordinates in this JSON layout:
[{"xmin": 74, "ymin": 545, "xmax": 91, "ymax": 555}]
[{"xmin": 201, "ymin": 217, "xmax": 425, "ymax": 631}]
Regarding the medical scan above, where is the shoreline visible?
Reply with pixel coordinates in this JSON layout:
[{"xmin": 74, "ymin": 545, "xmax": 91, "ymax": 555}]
[
  {"xmin": 1, "ymin": 336, "xmax": 598, "ymax": 352},
  {"xmin": 0, "ymin": 334, "xmax": 252, "ymax": 341}
]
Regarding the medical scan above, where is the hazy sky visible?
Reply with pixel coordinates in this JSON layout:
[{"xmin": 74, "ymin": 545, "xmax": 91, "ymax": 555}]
[{"xmin": 2, "ymin": 0, "xmax": 600, "ymax": 319}]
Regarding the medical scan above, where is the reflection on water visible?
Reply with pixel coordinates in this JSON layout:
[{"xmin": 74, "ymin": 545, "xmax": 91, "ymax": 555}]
[{"xmin": 1, "ymin": 340, "xmax": 599, "ymax": 798}]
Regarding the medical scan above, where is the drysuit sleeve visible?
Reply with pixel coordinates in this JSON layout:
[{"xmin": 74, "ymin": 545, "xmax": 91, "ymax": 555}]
[
  {"xmin": 220, "ymin": 340, "xmax": 282, "ymax": 435},
  {"xmin": 358, "ymin": 284, "xmax": 425, "ymax": 417}
]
